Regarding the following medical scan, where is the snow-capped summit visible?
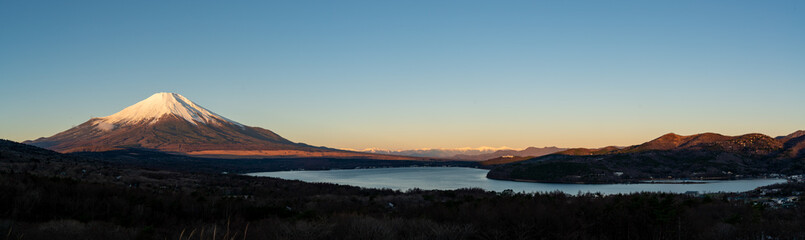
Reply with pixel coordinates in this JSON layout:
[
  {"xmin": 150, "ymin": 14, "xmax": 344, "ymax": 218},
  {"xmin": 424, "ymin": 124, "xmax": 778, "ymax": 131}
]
[{"xmin": 97, "ymin": 92, "xmax": 241, "ymax": 128}]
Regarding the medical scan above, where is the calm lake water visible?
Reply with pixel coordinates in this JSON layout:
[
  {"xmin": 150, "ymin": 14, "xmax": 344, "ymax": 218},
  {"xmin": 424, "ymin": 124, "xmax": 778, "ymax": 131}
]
[{"xmin": 247, "ymin": 167, "xmax": 787, "ymax": 195}]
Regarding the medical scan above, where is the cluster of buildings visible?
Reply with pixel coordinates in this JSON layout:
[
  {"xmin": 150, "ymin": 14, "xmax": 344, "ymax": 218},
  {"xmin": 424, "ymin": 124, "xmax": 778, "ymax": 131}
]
[{"xmin": 723, "ymin": 187, "xmax": 803, "ymax": 209}]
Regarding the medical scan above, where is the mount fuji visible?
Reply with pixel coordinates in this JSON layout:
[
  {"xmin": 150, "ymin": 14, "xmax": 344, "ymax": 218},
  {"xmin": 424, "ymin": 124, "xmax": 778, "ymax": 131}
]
[{"xmin": 25, "ymin": 93, "xmax": 417, "ymax": 160}]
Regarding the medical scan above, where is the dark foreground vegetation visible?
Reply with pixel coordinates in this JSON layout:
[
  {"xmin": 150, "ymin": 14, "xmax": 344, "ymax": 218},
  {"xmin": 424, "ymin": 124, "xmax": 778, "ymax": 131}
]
[
  {"xmin": 73, "ymin": 148, "xmax": 482, "ymax": 174},
  {"xmin": 2, "ymin": 139, "xmax": 805, "ymax": 239}
]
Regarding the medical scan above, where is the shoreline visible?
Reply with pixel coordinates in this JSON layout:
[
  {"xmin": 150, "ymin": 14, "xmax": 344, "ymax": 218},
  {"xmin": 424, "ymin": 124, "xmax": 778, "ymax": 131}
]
[{"xmin": 489, "ymin": 176, "xmax": 786, "ymax": 185}]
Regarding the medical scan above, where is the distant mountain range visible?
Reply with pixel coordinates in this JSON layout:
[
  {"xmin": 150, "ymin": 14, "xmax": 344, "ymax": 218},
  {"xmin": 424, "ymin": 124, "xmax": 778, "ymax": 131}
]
[
  {"xmin": 488, "ymin": 131, "xmax": 805, "ymax": 183},
  {"xmin": 453, "ymin": 147, "xmax": 567, "ymax": 161},
  {"xmin": 349, "ymin": 147, "xmax": 512, "ymax": 159},
  {"xmin": 25, "ymin": 93, "xmax": 422, "ymax": 160},
  {"xmin": 350, "ymin": 146, "xmax": 567, "ymax": 161}
]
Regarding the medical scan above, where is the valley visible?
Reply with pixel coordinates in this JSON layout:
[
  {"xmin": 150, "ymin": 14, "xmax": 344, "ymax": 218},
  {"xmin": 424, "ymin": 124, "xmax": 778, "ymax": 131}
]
[{"xmin": 3, "ymin": 139, "xmax": 805, "ymax": 239}]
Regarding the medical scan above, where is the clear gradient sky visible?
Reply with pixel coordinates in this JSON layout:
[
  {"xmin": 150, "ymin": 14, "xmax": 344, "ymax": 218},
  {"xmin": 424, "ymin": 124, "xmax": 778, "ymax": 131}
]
[{"xmin": 1, "ymin": 1, "xmax": 804, "ymax": 150}]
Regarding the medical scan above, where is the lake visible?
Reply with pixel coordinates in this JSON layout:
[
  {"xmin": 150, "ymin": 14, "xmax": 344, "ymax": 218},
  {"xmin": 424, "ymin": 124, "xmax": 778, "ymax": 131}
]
[{"xmin": 247, "ymin": 167, "xmax": 787, "ymax": 195}]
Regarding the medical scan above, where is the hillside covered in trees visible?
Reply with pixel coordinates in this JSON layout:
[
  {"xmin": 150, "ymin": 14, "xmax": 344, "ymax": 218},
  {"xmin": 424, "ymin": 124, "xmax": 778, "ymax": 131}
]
[{"xmin": 488, "ymin": 132, "xmax": 805, "ymax": 183}]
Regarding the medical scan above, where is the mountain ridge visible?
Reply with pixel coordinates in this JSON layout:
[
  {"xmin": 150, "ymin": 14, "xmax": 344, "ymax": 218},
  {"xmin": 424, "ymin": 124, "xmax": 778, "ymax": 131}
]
[
  {"xmin": 352, "ymin": 146, "xmax": 567, "ymax": 160},
  {"xmin": 455, "ymin": 146, "xmax": 567, "ymax": 161},
  {"xmin": 351, "ymin": 146, "xmax": 514, "ymax": 159}
]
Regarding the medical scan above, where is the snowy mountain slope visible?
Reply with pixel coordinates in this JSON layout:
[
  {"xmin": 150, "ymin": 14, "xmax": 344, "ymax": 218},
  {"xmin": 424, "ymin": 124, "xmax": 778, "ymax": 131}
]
[
  {"xmin": 24, "ymin": 93, "xmax": 423, "ymax": 160},
  {"xmin": 96, "ymin": 92, "xmax": 243, "ymax": 127}
]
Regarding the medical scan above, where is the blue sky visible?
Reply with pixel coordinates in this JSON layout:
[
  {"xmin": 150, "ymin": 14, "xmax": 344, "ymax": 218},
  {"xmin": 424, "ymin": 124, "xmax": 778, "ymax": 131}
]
[{"xmin": 1, "ymin": 1, "xmax": 803, "ymax": 149}]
